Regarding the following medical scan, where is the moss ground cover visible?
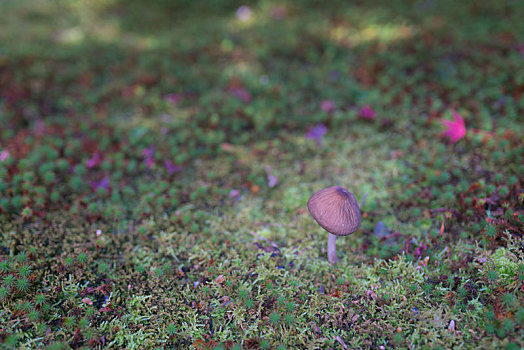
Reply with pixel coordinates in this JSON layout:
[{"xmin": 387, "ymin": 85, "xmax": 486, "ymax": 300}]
[{"xmin": 0, "ymin": 0, "xmax": 523, "ymax": 348}]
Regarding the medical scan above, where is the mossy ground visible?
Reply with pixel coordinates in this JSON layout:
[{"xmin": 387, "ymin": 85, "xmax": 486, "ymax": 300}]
[{"xmin": 0, "ymin": 0, "xmax": 523, "ymax": 349}]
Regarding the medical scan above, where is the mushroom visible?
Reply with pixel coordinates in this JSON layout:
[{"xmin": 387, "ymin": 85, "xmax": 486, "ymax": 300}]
[{"xmin": 307, "ymin": 186, "xmax": 361, "ymax": 265}]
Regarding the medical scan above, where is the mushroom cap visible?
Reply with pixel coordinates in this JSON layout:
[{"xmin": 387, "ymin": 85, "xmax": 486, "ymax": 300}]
[{"xmin": 307, "ymin": 186, "xmax": 361, "ymax": 236}]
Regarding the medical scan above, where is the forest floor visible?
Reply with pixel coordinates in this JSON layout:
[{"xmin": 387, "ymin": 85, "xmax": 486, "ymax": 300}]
[{"xmin": 0, "ymin": 0, "xmax": 523, "ymax": 349}]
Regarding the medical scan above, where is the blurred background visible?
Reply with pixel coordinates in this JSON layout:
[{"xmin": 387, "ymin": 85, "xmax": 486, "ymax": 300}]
[{"xmin": 2, "ymin": 0, "xmax": 523, "ymax": 135}]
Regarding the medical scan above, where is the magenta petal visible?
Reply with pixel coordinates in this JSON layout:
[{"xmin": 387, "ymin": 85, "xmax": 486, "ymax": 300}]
[
  {"xmin": 359, "ymin": 105, "xmax": 376, "ymax": 120},
  {"xmin": 165, "ymin": 93, "xmax": 183, "ymax": 104},
  {"xmin": 86, "ymin": 153, "xmax": 101, "ymax": 169},
  {"xmin": 440, "ymin": 110, "xmax": 466, "ymax": 143}
]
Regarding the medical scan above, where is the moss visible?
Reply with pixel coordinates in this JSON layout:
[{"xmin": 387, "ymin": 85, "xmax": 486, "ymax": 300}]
[
  {"xmin": 0, "ymin": 0, "xmax": 523, "ymax": 348},
  {"xmin": 491, "ymin": 248, "xmax": 519, "ymax": 283}
]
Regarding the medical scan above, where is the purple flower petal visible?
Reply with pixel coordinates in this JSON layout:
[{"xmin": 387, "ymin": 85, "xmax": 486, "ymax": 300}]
[
  {"xmin": 141, "ymin": 146, "xmax": 156, "ymax": 170},
  {"xmin": 144, "ymin": 157, "xmax": 155, "ymax": 170},
  {"xmin": 236, "ymin": 5, "xmax": 252, "ymax": 21},
  {"xmin": 90, "ymin": 175, "xmax": 110, "ymax": 192},
  {"xmin": 228, "ymin": 189, "xmax": 241, "ymax": 199},
  {"xmin": 414, "ymin": 242, "xmax": 427, "ymax": 258},
  {"xmin": 265, "ymin": 165, "xmax": 279, "ymax": 188},
  {"xmin": 164, "ymin": 160, "xmax": 182, "ymax": 175},
  {"xmin": 373, "ymin": 221, "xmax": 389, "ymax": 238},
  {"xmin": 141, "ymin": 146, "xmax": 155, "ymax": 159},
  {"xmin": 267, "ymin": 174, "xmax": 279, "ymax": 188},
  {"xmin": 305, "ymin": 123, "xmax": 328, "ymax": 147},
  {"xmin": 86, "ymin": 152, "xmax": 101, "ymax": 169}
]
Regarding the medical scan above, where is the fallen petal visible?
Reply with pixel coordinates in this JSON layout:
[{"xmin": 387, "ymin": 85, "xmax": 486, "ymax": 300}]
[
  {"xmin": 227, "ymin": 86, "xmax": 252, "ymax": 103},
  {"xmin": 0, "ymin": 150, "xmax": 9, "ymax": 162},
  {"xmin": 320, "ymin": 100, "xmax": 336, "ymax": 113},
  {"xmin": 164, "ymin": 160, "xmax": 182, "ymax": 175},
  {"xmin": 305, "ymin": 123, "xmax": 328, "ymax": 147},
  {"xmin": 374, "ymin": 221, "xmax": 389, "ymax": 238},
  {"xmin": 359, "ymin": 105, "xmax": 376, "ymax": 120},
  {"xmin": 86, "ymin": 153, "xmax": 101, "ymax": 169},
  {"xmin": 165, "ymin": 93, "xmax": 183, "ymax": 104},
  {"xmin": 440, "ymin": 109, "xmax": 466, "ymax": 143}
]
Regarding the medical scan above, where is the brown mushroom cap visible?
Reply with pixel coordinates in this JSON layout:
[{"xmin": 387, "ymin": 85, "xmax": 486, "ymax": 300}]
[{"xmin": 307, "ymin": 186, "xmax": 361, "ymax": 236}]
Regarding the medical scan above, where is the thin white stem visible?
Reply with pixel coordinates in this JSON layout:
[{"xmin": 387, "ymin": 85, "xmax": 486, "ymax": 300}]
[{"xmin": 327, "ymin": 233, "xmax": 338, "ymax": 265}]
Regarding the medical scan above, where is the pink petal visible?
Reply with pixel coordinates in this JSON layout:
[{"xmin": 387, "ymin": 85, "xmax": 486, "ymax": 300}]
[
  {"xmin": 359, "ymin": 105, "xmax": 376, "ymax": 120},
  {"xmin": 440, "ymin": 110, "xmax": 466, "ymax": 143},
  {"xmin": 271, "ymin": 5, "xmax": 287, "ymax": 20},
  {"xmin": 86, "ymin": 152, "xmax": 101, "ymax": 169},
  {"xmin": 0, "ymin": 150, "xmax": 9, "ymax": 162},
  {"xmin": 141, "ymin": 146, "xmax": 155, "ymax": 158},
  {"xmin": 518, "ymin": 44, "xmax": 524, "ymax": 58},
  {"xmin": 165, "ymin": 93, "xmax": 183, "ymax": 104},
  {"xmin": 145, "ymin": 157, "xmax": 155, "ymax": 170},
  {"xmin": 82, "ymin": 297, "xmax": 93, "ymax": 305},
  {"xmin": 227, "ymin": 87, "xmax": 252, "ymax": 103},
  {"xmin": 320, "ymin": 100, "xmax": 336, "ymax": 113}
]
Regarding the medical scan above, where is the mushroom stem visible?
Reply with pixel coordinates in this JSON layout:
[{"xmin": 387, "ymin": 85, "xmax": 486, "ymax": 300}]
[{"xmin": 327, "ymin": 233, "xmax": 338, "ymax": 265}]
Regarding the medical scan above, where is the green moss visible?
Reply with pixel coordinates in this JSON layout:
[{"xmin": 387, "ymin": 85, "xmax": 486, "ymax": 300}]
[
  {"xmin": 492, "ymin": 248, "xmax": 519, "ymax": 283},
  {"xmin": 0, "ymin": 0, "xmax": 522, "ymax": 348}
]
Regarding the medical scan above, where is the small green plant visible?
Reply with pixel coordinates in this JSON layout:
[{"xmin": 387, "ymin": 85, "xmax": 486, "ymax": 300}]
[
  {"xmin": 167, "ymin": 323, "xmax": 177, "ymax": 336},
  {"xmin": 0, "ymin": 286, "xmax": 9, "ymax": 300},
  {"xmin": 269, "ymin": 312, "xmax": 281, "ymax": 326},
  {"xmin": 17, "ymin": 252, "xmax": 28, "ymax": 263},
  {"xmin": 3, "ymin": 275, "xmax": 15, "ymax": 287},
  {"xmin": 77, "ymin": 253, "xmax": 88, "ymax": 264},
  {"xmin": 16, "ymin": 278, "xmax": 30, "ymax": 292},
  {"xmin": 29, "ymin": 310, "xmax": 40, "ymax": 322},
  {"xmin": 64, "ymin": 257, "xmax": 74, "ymax": 266},
  {"xmin": 18, "ymin": 265, "xmax": 31, "ymax": 277},
  {"xmin": 284, "ymin": 314, "xmax": 295, "ymax": 325},
  {"xmin": 245, "ymin": 298, "xmax": 254, "ymax": 309},
  {"xmin": 0, "ymin": 260, "xmax": 10, "ymax": 273},
  {"xmin": 501, "ymin": 293, "xmax": 516, "ymax": 309},
  {"xmin": 238, "ymin": 289, "xmax": 248, "ymax": 300}
]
